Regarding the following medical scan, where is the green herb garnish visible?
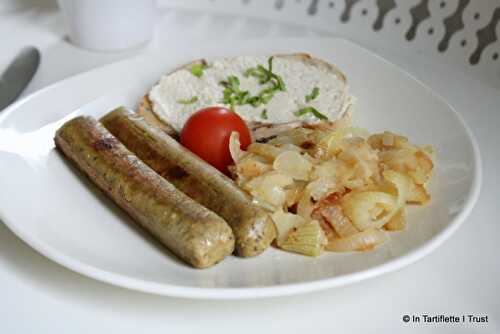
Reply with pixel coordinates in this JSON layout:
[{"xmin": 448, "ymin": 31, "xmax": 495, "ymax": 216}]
[
  {"xmin": 305, "ymin": 87, "xmax": 320, "ymax": 103},
  {"xmin": 177, "ymin": 96, "xmax": 199, "ymax": 105},
  {"xmin": 247, "ymin": 96, "xmax": 261, "ymax": 107},
  {"xmin": 220, "ymin": 57, "xmax": 286, "ymax": 110},
  {"xmin": 220, "ymin": 75, "xmax": 248, "ymax": 109},
  {"xmin": 294, "ymin": 107, "xmax": 328, "ymax": 120},
  {"xmin": 244, "ymin": 56, "xmax": 286, "ymax": 92},
  {"xmin": 244, "ymin": 67, "xmax": 267, "ymax": 83},
  {"xmin": 260, "ymin": 109, "xmax": 268, "ymax": 120},
  {"xmin": 191, "ymin": 63, "xmax": 207, "ymax": 78},
  {"xmin": 257, "ymin": 86, "xmax": 275, "ymax": 103}
]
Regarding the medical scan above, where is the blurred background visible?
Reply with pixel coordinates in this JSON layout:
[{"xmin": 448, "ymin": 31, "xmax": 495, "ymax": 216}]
[{"xmin": 1, "ymin": 0, "xmax": 499, "ymax": 96}]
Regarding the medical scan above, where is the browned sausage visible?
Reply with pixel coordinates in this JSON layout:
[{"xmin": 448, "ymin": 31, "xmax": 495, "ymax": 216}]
[
  {"xmin": 101, "ymin": 107, "xmax": 276, "ymax": 257},
  {"xmin": 54, "ymin": 116, "xmax": 234, "ymax": 268}
]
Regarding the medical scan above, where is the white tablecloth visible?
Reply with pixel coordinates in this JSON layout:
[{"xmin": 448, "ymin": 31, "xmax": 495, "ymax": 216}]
[{"xmin": 1, "ymin": 2, "xmax": 499, "ymax": 333}]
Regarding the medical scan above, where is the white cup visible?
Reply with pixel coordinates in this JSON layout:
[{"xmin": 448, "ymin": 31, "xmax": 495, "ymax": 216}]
[
  {"xmin": 58, "ymin": 0, "xmax": 156, "ymax": 52},
  {"xmin": 0, "ymin": 0, "xmax": 26, "ymax": 13}
]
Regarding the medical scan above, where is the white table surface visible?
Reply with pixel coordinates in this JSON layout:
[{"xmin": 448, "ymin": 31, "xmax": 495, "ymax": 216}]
[{"xmin": 1, "ymin": 2, "xmax": 499, "ymax": 333}]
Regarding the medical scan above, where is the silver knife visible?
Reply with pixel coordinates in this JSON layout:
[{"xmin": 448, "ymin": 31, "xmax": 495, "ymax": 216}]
[{"xmin": 0, "ymin": 47, "xmax": 40, "ymax": 111}]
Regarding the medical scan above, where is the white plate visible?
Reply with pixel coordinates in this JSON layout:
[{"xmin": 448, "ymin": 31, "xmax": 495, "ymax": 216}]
[{"xmin": 0, "ymin": 38, "xmax": 481, "ymax": 299}]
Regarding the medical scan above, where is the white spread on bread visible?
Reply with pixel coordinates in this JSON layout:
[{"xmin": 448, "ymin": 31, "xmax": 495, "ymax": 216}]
[{"xmin": 149, "ymin": 55, "xmax": 355, "ymax": 131}]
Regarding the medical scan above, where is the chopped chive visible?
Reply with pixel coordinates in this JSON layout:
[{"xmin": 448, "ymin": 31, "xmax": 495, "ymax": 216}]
[
  {"xmin": 244, "ymin": 68, "xmax": 262, "ymax": 79},
  {"xmin": 305, "ymin": 87, "xmax": 320, "ymax": 103},
  {"xmin": 220, "ymin": 57, "xmax": 286, "ymax": 110},
  {"xmin": 256, "ymin": 65, "xmax": 270, "ymax": 84},
  {"xmin": 248, "ymin": 96, "xmax": 261, "ymax": 107},
  {"xmin": 244, "ymin": 57, "xmax": 286, "ymax": 92},
  {"xmin": 275, "ymin": 75, "xmax": 286, "ymax": 91},
  {"xmin": 260, "ymin": 90, "xmax": 275, "ymax": 104},
  {"xmin": 191, "ymin": 63, "xmax": 207, "ymax": 78},
  {"xmin": 177, "ymin": 96, "xmax": 199, "ymax": 105},
  {"xmin": 239, "ymin": 91, "xmax": 250, "ymax": 105},
  {"xmin": 228, "ymin": 75, "xmax": 239, "ymax": 87},
  {"xmin": 220, "ymin": 76, "xmax": 248, "ymax": 109},
  {"xmin": 261, "ymin": 109, "xmax": 268, "ymax": 120},
  {"xmin": 294, "ymin": 107, "xmax": 328, "ymax": 120}
]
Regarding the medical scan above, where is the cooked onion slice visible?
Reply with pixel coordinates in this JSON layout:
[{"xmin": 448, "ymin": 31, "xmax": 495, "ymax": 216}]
[
  {"xmin": 297, "ymin": 193, "xmax": 315, "ymax": 220},
  {"xmin": 306, "ymin": 160, "xmax": 339, "ymax": 200},
  {"xmin": 384, "ymin": 207, "xmax": 406, "ymax": 231},
  {"xmin": 382, "ymin": 170, "xmax": 410, "ymax": 222},
  {"xmin": 319, "ymin": 127, "xmax": 370, "ymax": 155},
  {"xmin": 273, "ymin": 151, "xmax": 312, "ymax": 181},
  {"xmin": 236, "ymin": 153, "xmax": 272, "ymax": 178},
  {"xmin": 319, "ymin": 205, "xmax": 359, "ymax": 237},
  {"xmin": 244, "ymin": 171, "xmax": 294, "ymax": 208},
  {"xmin": 280, "ymin": 220, "xmax": 327, "ymax": 256},
  {"xmin": 284, "ymin": 182, "xmax": 305, "ymax": 207},
  {"xmin": 368, "ymin": 131, "xmax": 409, "ymax": 150},
  {"xmin": 271, "ymin": 210, "xmax": 306, "ymax": 245},
  {"xmin": 247, "ymin": 143, "xmax": 283, "ymax": 161},
  {"xmin": 407, "ymin": 182, "xmax": 430, "ymax": 204},
  {"xmin": 341, "ymin": 191, "xmax": 396, "ymax": 231},
  {"xmin": 229, "ymin": 131, "xmax": 246, "ymax": 163},
  {"xmin": 326, "ymin": 228, "xmax": 388, "ymax": 252}
]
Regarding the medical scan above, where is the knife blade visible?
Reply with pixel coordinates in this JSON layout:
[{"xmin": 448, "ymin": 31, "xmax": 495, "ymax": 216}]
[{"xmin": 0, "ymin": 46, "xmax": 40, "ymax": 111}]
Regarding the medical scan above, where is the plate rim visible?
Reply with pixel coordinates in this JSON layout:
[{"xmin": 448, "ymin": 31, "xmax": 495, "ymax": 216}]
[{"xmin": 0, "ymin": 37, "xmax": 483, "ymax": 299}]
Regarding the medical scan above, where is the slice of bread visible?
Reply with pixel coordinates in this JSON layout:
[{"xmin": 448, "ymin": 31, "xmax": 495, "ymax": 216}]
[
  {"xmin": 137, "ymin": 94, "xmax": 178, "ymax": 138},
  {"xmin": 139, "ymin": 54, "xmax": 354, "ymax": 136},
  {"xmin": 138, "ymin": 59, "xmax": 208, "ymax": 137}
]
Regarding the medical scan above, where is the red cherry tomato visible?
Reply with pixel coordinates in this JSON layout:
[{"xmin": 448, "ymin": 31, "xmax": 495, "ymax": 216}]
[{"xmin": 180, "ymin": 107, "xmax": 252, "ymax": 173}]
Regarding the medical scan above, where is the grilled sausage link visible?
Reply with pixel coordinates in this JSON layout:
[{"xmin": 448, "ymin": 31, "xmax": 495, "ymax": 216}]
[
  {"xmin": 55, "ymin": 116, "xmax": 234, "ymax": 268},
  {"xmin": 101, "ymin": 107, "xmax": 276, "ymax": 257}
]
